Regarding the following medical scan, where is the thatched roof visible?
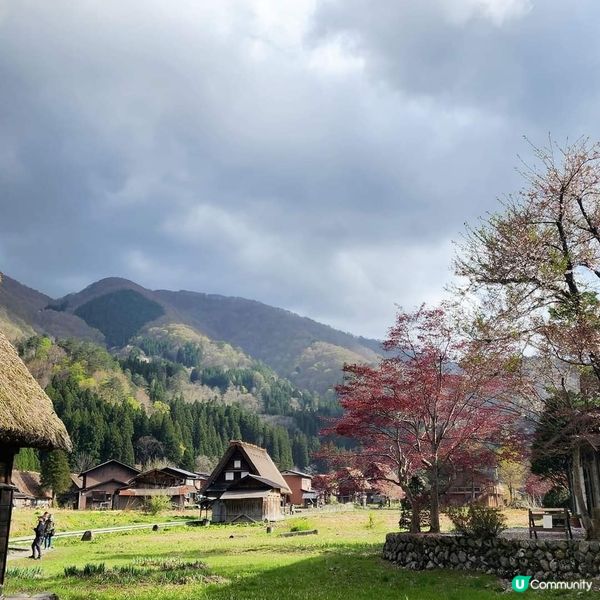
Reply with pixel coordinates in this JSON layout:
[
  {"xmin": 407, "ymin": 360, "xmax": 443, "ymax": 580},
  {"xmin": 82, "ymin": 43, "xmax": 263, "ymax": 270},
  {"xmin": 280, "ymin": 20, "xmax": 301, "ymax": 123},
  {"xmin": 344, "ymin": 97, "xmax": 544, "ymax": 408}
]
[
  {"xmin": 0, "ymin": 329, "xmax": 71, "ymax": 451},
  {"xmin": 11, "ymin": 470, "xmax": 52, "ymax": 500},
  {"xmin": 202, "ymin": 440, "xmax": 291, "ymax": 495}
]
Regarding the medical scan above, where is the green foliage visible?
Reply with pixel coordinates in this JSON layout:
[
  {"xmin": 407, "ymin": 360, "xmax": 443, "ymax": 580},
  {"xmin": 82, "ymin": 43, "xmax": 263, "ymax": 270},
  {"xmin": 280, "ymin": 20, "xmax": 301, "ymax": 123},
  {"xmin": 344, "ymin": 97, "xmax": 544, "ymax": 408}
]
[
  {"xmin": 543, "ymin": 486, "xmax": 571, "ymax": 508},
  {"xmin": 398, "ymin": 500, "xmax": 430, "ymax": 531},
  {"xmin": 5, "ymin": 566, "xmax": 42, "ymax": 579},
  {"xmin": 446, "ymin": 504, "xmax": 507, "ymax": 538},
  {"xmin": 288, "ymin": 517, "xmax": 314, "ymax": 532},
  {"xmin": 530, "ymin": 392, "xmax": 575, "ymax": 488},
  {"xmin": 366, "ymin": 512, "xmax": 377, "ymax": 529},
  {"xmin": 40, "ymin": 450, "xmax": 72, "ymax": 500},
  {"xmin": 58, "ymin": 339, "xmax": 119, "ymax": 373},
  {"xmin": 20, "ymin": 330, "xmax": 331, "ymax": 473},
  {"xmin": 64, "ymin": 563, "xmax": 106, "ymax": 577},
  {"xmin": 74, "ymin": 290, "xmax": 165, "ymax": 347},
  {"xmin": 14, "ymin": 448, "xmax": 40, "ymax": 471},
  {"xmin": 143, "ymin": 495, "xmax": 172, "ymax": 515},
  {"xmin": 17, "ymin": 335, "xmax": 53, "ymax": 360},
  {"xmin": 63, "ymin": 558, "xmax": 210, "ymax": 586}
]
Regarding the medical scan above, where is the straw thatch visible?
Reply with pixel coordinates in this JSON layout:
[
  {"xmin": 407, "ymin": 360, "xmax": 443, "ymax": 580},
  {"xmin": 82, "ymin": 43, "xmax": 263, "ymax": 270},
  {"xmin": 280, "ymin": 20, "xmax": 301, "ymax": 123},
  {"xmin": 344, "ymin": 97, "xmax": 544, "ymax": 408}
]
[
  {"xmin": 0, "ymin": 329, "xmax": 72, "ymax": 451},
  {"xmin": 202, "ymin": 440, "xmax": 291, "ymax": 495},
  {"xmin": 11, "ymin": 470, "xmax": 52, "ymax": 501}
]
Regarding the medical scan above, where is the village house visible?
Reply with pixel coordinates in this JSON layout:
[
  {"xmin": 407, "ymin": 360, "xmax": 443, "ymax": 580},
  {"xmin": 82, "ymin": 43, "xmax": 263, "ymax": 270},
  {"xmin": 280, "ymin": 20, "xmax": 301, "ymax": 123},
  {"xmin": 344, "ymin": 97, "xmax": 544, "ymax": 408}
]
[
  {"xmin": 202, "ymin": 440, "xmax": 291, "ymax": 523},
  {"xmin": 281, "ymin": 469, "xmax": 316, "ymax": 506},
  {"xmin": 444, "ymin": 469, "xmax": 505, "ymax": 508},
  {"xmin": 78, "ymin": 459, "xmax": 139, "ymax": 510},
  {"xmin": 58, "ymin": 474, "xmax": 83, "ymax": 509},
  {"xmin": 115, "ymin": 466, "xmax": 206, "ymax": 509},
  {"xmin": 11, "ymin": 470, "xmax": 52, "ymax": 508},
  {"xmin": 0, "ymin": 325, "xmax": 71, "ymax": 595}
]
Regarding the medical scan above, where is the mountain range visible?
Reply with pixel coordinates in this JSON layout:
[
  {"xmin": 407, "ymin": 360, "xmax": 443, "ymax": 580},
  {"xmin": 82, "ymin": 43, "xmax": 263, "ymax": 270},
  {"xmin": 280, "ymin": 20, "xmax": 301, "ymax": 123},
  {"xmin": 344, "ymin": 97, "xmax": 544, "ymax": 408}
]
[{"xmin": 0, "ymin": 273, "xmax": 381, "ymax": 394}]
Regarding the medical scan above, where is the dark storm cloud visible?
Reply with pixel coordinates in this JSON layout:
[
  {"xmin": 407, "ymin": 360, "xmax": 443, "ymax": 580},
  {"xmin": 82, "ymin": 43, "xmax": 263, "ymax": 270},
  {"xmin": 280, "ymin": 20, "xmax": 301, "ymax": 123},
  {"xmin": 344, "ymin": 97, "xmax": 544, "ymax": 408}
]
[{"xmin": 0, "ymin": 1, "xmax": 599, "ymax": 337}]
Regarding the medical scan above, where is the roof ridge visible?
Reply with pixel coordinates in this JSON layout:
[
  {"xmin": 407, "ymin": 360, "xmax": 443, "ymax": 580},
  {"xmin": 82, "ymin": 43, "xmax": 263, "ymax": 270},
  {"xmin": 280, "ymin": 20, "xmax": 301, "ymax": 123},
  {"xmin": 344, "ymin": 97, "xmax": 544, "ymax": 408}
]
[{"xmin": 231, "ymin": 439, "xmax": 268, "ymax": 453}]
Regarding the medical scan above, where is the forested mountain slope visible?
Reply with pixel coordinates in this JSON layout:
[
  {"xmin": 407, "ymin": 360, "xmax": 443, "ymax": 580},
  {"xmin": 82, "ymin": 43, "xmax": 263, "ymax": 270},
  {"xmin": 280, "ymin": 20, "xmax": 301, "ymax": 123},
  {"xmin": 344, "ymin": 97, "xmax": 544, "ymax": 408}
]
[
  {"xmin": 0, "ymin": 273, "xmax": 381, "ymax": 394},
  {"xmin": 14, "ymin": 333, "xmax": 340, "ymax": 474}
]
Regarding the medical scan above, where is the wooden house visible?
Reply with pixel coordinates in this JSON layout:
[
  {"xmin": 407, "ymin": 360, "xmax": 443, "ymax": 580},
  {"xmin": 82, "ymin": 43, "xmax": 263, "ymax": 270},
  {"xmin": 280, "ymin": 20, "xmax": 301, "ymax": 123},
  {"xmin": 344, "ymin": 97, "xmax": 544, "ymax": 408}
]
[
  {"xmin": 202, "ymin": 440, "xmax": 291, "ymax": 523},
  {"xmin": 58, "ymin": 474, "xmax": 83, "ymax": 509},
  {"xmin": 444, "ymin": 468, "xmax": 505, "ymax": 508},
  {"xmin": 0, "ymin": 324, "xmax": 71, "ymax": 595},
  {"xmin": 78, "ymin": 459, "xmax": 139, "ymax": 509},
  {"xmin": 281, "ymin": 469, "xmax": 316, "ymax": 506},
  {"xmin": 11, "ymin": 470, "xmax": 52, "ymax": 508},
  {"xmin": 115, "ymin": 466, "xmax": 201, "ymax": 509}
]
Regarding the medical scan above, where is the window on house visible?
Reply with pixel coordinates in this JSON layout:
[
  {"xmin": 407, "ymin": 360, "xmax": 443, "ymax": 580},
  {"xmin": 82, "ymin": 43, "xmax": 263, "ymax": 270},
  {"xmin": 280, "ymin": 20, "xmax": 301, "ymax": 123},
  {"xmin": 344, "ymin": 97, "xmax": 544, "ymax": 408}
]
[
  {"xmin": 234, "ymin": 460, "xmax": 241, "ymax": 469},
  {"xmin": 225, "ymin": 472, "xmax": 234, "ymax": 481},
  {"xmin": 241, "ymin": 471, "xmax": 249, "ymax": 478}
]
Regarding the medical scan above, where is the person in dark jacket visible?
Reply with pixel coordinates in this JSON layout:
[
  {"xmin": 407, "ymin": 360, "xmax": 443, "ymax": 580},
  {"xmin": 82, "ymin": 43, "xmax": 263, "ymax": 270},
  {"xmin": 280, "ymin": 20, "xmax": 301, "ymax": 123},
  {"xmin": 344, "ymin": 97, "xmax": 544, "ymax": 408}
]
[
  {"xmin": 30, "ymin": 516, "xmax": 45, "ymax": 559},
  {"xmin": 44, "ymin": 514, "xmax": 55, "ymax": 549}
]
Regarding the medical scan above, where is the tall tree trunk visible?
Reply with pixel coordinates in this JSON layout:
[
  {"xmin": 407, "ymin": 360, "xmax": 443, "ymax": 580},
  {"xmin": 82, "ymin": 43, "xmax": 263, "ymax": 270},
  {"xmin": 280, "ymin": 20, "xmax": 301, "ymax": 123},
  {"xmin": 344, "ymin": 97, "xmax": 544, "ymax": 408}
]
[
  {"xmin": 571, "ymin": 445, "xmax": 593, "ymax": 535},
  {"xmin": 429, "ymin": 464, "xmax": 440, "ymax": 533}
]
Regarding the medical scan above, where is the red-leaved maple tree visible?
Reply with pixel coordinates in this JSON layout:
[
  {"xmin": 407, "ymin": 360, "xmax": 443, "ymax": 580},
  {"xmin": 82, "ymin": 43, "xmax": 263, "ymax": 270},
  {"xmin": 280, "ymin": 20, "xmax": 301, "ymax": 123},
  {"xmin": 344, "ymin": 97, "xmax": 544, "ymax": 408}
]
[{"xmin": 330, "ymin": 305, "xmax": 522, "ymax": 533}]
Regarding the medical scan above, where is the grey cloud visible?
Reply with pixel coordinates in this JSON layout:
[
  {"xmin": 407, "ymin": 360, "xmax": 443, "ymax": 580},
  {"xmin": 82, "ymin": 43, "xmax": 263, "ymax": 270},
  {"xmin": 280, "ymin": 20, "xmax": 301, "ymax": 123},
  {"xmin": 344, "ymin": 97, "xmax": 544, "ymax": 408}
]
[{"xmin": 0, "ymin": 1, "xmax": 599, "ymax": 338}]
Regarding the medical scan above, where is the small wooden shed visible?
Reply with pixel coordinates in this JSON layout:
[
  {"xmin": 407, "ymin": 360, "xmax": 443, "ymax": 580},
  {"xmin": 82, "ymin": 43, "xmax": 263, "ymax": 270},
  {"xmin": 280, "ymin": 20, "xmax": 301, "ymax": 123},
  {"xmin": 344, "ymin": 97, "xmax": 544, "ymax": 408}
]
[
  {"xmin": 202, "ymin": 440, "xmax": 291, "ymax": 523},
  {"xmin": 0, "ymin": 326, "xmax": 71, "ymax": 595}
]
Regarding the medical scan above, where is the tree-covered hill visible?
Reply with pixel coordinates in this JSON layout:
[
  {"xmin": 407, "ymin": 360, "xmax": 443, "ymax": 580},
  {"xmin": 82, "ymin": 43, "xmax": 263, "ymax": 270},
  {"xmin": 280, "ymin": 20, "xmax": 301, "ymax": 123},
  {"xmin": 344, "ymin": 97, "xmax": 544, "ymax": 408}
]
[
  {"xmin": 13, "ymin": 332, "xmax": 341, "ymax": 475},
  {"xmin": 0, "ymin": 273, "xmax": 381, "ymax": 394}
]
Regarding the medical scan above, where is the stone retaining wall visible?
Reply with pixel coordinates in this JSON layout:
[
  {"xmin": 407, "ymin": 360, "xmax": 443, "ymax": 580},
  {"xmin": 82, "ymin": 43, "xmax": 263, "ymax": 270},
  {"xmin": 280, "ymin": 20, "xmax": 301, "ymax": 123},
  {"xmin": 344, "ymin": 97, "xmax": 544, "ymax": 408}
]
[{"xmin": 382, "ymin": 533, "xmax": 600, "ymax": 580}]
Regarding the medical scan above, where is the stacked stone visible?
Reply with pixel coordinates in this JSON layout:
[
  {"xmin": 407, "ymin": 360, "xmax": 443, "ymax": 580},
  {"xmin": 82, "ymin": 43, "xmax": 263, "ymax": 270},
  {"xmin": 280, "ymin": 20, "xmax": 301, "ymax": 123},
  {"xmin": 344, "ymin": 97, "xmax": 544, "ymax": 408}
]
[{"xmin": 382, "ymin": 533, "xmax": 600, "ymax": 580}]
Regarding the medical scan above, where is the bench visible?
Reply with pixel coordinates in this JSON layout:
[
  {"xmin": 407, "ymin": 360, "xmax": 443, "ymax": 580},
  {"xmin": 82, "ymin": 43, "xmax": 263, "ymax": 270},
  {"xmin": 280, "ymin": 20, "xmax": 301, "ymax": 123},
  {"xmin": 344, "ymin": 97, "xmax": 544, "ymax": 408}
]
[{"xmin": 528, "ymin": 508, "xmax": 573, "ymax": 539}]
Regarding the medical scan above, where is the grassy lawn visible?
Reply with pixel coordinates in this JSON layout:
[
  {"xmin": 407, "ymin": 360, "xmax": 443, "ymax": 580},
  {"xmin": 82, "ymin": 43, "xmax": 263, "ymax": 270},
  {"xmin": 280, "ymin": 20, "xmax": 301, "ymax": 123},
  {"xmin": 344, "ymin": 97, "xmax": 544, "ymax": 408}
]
[
  {"xmin": 9, "ymin": 508, "xmax": 194, "ymax": 538},
  {"xmin": 4, "ymin": 509, "xmax": 582, "ymax": 599}
]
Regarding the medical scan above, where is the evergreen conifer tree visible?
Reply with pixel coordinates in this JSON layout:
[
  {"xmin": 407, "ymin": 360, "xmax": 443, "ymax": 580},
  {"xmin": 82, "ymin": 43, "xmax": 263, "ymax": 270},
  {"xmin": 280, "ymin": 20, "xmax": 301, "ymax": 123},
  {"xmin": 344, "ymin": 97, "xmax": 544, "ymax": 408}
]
[{"xmin": 40, "ymin": 450, "xmax": 72, "ymax": 504}]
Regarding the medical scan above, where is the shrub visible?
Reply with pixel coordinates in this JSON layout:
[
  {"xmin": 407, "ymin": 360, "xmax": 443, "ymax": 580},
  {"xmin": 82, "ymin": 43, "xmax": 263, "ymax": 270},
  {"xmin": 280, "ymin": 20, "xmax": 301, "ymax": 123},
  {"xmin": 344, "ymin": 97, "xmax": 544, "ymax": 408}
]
[
  {"xmin": 143, "ymin": 494, "xmax": 172, "ymax": 515},
  {"xmin": 543, "ymin": 486, "xmax": 571, "ymax": 509},
  {"xmin": 288, "ymin": 517, "xmax": 314, "ymax": 532},
  {"xmin": 366, "ymin": 512, "xmax": 377, "ymax": 529},
  {"xmin": 398, "ymin": 497, "xmax": 430, "ymax": 531},
  {"xmin": 446, "ymin": 504, "xmax": 507, "ymax": 538}
]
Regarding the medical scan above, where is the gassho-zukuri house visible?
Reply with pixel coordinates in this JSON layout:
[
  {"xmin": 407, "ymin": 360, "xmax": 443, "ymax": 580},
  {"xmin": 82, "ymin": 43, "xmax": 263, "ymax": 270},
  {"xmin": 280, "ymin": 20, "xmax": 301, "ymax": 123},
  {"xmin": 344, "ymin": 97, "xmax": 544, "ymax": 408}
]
[
  {"xmin": 201, "ymin": 440, "xmax": 291, "ymax": 523},
  {"xmin": 0, "ymin": 326, "xmax": 72, "ymax": 597}
]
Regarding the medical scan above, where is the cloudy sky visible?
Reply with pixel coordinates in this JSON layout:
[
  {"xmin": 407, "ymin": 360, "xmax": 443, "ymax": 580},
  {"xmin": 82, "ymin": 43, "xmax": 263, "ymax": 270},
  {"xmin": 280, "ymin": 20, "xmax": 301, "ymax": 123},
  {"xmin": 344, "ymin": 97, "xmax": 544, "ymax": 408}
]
[{"xmin": 0, "ymin": 0, "xmax": 598, "ymax": 338}]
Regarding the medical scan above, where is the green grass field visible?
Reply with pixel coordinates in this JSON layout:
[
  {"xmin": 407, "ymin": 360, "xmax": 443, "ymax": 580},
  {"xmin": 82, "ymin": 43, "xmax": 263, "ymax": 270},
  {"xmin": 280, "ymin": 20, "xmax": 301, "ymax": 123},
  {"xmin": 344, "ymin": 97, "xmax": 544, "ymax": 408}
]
[
  {"xmin": 8, "ymin": 508, "xmax": 192, "ymax": 538},
  {"xmin": 4, "ymin": 509, "xmax": 587, "ymax": 599}
]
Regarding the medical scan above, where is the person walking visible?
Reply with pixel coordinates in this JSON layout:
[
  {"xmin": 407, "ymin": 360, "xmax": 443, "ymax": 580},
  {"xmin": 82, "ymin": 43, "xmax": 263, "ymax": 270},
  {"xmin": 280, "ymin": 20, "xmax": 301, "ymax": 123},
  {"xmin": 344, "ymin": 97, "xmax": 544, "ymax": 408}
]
[
  {"xmin": 30, "ymin": 516, "xmax": 45, "ymax": 559},
  {"xmin": 44, "ymin": 514, "xmax": 55, "ymax": 549}
]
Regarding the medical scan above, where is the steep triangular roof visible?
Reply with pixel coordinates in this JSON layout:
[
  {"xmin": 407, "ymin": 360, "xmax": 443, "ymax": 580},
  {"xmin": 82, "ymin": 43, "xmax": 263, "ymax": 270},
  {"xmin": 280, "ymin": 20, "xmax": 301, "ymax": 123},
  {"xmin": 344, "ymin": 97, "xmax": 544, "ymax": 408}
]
[
  {"xmin": 11, "ymin": 470, "xmax": 52, "ymax": 500},
  {"xmin": 79, "ymin": 459, "xmax": 140, "ymax": 477},
  {"xmin": 202, "ymin": 440, "xmax": 291, "ymax": 494},
  {"xmin": 0, "ymin": 323, "xmax": 71, "ymax": 451}
]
